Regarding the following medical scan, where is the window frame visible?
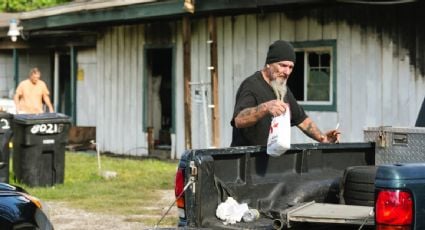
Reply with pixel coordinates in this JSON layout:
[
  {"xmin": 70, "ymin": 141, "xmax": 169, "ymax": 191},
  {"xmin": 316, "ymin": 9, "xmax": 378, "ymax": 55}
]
[{"xmin": 292, "ymin": 40, "xmax": 337, "ymax": 112}]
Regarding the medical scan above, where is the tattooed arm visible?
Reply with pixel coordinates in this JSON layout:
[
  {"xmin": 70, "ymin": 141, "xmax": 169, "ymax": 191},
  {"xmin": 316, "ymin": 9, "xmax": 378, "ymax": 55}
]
[
  {"xmin": 297, "ymin": 117, "xmax": 325, "ymax": 142},
  {"xmin": 297, "ymin": 117, "xmax": 341, "ymax": 143},
  {"xmin": 234, "ymin": 99, "xmax": 288, "ymax": 128}
]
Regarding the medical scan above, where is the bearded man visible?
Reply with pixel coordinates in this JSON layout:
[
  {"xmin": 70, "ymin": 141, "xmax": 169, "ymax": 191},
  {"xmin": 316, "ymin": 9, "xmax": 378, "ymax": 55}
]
[{"xmin": 230, "ymin": 40, "xmax": 340, "ymax": 147}]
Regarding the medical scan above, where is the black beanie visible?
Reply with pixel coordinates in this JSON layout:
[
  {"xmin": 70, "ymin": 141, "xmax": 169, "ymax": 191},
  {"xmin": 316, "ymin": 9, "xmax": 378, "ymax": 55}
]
[{"xmin": 265, "ymin": 40, "xmax": 296, "ymax": 65}]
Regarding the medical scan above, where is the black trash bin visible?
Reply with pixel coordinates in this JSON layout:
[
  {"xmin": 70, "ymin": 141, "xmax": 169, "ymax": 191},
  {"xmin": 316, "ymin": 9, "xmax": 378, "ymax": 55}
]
[
  {"xmin": 0, "ymin": 112, "xmax": 12, "ymax": 183},
  {"xmin": 12, "ymin": 113, "xmax": 71, "ymax": 187}
]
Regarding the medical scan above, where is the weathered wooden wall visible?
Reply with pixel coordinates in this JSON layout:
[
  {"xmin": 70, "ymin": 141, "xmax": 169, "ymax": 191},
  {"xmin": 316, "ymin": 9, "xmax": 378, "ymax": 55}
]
[
  {"xmin": 95, "ymin": 25, "xmax": 147, "ymax": 155},
  {"xmin": 190, "ymin": 18, "xmax": 213, "ymax": 148},
  {"xmin": 76, "ymin": 48, "xmax": 97, "ymax": 126},
  {"xmin": 94, "ymin": 23, "xmax": 186, "ymax": 157}
]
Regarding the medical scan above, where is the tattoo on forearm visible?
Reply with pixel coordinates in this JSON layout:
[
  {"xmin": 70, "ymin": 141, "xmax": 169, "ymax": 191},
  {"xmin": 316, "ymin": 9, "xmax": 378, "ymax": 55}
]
[
  {"xmin": 235, "ymin": 104, "xmax": 268, "ymax": 128},
  {"xmin": 239, "ymin": 104, "xmax": 265, "ymax": 118},
  {"xmin": 303, "ymin": 121, "xmax": 322, "ymax": 140},
  {"xmin": 239, "ymin": 107, "xmax": 256, "ymax": 117}
]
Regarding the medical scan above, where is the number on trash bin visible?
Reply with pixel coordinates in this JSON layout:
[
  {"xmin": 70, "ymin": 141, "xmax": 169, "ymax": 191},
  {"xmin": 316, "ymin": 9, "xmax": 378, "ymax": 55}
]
[
  {"xmin": 0, "ymin": 118, "xmax": 9, "ymax": 130},
  {"xmin": 30, "ymin": 124, "xmax": 63, "ymax": 134}
]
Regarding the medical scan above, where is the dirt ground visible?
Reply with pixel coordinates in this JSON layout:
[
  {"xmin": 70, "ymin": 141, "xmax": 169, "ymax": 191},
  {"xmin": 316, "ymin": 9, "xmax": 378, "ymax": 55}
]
[{"xmin": 45, "ymin": 190, "xmax": 177, "ymax": 230}]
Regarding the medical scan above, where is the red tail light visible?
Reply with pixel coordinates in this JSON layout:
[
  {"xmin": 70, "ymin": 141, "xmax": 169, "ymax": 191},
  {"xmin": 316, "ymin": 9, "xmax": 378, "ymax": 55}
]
[
  {"xmin": 376, "ymin": 189, "xmax": 413, "ymax": 229},
  {"xmin": 175, "ymin": 168, "xmax": 185, "ymax": 208}
]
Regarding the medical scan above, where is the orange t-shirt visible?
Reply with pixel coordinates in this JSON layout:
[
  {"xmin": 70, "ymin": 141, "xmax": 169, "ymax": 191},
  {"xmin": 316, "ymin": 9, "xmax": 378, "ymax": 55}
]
[{"xmin": 15, "ymin": 79, "xmax": 50, "ymax": 114}]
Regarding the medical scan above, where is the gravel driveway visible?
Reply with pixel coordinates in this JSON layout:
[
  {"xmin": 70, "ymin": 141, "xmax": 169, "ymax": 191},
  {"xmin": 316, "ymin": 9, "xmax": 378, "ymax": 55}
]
[{"xmin": 46, "ymin": 190, "xmax": 177, "ymax": 230}]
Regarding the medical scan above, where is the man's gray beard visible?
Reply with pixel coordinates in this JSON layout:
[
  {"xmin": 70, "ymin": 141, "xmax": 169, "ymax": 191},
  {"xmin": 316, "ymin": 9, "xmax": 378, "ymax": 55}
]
[{"xmin": 270, "ymin": 78, "xmax": 287, "ymax": 101}]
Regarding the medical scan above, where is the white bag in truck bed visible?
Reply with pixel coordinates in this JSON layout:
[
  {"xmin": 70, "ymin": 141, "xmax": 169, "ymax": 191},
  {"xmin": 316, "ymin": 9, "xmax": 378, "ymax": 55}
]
[{"xmin": 285, "ymin": 201, "xmax": 374, "ymax": 227}]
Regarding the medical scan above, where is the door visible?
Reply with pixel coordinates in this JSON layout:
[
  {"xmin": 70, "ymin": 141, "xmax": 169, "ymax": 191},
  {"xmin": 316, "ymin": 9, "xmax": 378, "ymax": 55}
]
[
  {"xmin": 145, "ymin": 48, "xmax": 173, "ymax": 150},
  {"xmin": 58, "ymin": 53, "xmax": 71, "ymax": 116}
]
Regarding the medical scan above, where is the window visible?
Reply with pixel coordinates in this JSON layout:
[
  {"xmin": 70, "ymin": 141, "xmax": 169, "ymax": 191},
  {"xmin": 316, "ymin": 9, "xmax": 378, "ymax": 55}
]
[{"xmin": 287, "ymin": 40, "xmax": 336, "ymax": 111}]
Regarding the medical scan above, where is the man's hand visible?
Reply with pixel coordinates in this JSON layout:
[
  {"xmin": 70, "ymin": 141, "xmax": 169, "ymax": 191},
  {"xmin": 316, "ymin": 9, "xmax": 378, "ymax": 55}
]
[
  {"xmin": 321, "ymin": 129, "xmax": 341, "ymax": 143},
  {"xmin": 264, "ymin": 100, "xmax": 288, "ymax": 117},
  {"xmin": 234, "ymin": 100, "xmax": 288, "ymax": 128},
  {"xmin": 297, "ymin": 117, "xmax": 341, "ymax": 144}
]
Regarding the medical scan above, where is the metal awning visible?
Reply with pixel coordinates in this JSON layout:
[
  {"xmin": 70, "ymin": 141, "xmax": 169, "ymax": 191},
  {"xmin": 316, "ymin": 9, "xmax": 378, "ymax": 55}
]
[
  {"xmin": 19, "ymin": 0, "xmax": 157, "ymax": 19},
  {"xmin": 20, "ymin": 0, "xmax": 186, "ymax": 31},
  {"xmin": 17, "ymin": 0, "xmax": 332, "ymax": 31}
]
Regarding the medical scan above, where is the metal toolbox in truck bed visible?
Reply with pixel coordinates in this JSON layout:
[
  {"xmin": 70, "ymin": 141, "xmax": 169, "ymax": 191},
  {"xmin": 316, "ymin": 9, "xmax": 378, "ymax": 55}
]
[{"xmin": 364, "ymin": 126, "xmax": 425, "ymax": 165}]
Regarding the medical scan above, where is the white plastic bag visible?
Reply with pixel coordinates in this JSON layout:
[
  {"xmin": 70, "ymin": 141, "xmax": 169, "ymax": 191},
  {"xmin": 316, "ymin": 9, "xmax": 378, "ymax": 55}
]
[
  {"xmin": 216, "ymin": 197, "xmax": 249, "ymax": 225},
  {"xmin": 267, "ymin": 108, "xmax": 291, "ymax": 157}
]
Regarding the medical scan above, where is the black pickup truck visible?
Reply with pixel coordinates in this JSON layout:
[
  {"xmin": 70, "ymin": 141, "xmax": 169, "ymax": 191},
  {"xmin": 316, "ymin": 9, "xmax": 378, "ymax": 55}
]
[{"xmin": 174, "ymin": 98, "xmax": 425, "ymax": 230}]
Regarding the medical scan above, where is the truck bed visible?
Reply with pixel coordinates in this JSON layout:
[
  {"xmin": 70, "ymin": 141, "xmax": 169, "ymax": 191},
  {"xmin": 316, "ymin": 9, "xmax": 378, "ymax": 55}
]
[{"xmin": 181, "ymin": 142, "xmax": 375, "ymax": 229}]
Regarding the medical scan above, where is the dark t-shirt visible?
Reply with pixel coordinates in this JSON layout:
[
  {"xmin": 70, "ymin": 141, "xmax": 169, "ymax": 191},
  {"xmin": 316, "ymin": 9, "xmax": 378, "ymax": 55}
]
[{"xmin": 230, "ymin": 71, "xmax": 307, "ymax": 146}]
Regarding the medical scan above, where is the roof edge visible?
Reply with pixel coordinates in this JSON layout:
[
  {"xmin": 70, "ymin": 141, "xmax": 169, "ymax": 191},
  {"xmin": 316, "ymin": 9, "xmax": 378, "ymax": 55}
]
[
  {"xmin": 20, "ymin": 0, "xmax": 187, "ymax": 31},
  {"xmin": 20, "ymin": 0, "xmax": 156, "ymax": 20}
]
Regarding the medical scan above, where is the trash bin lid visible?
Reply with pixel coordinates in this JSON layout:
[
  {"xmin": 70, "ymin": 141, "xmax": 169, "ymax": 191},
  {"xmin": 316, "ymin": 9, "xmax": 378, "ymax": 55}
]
[
  {"xmin": 0, "ymin": 112, "xmax": 13, "ymax": 119},
  {"xmin": 13, "ymin": 113, "xmax": 71, "ymax": 125}
]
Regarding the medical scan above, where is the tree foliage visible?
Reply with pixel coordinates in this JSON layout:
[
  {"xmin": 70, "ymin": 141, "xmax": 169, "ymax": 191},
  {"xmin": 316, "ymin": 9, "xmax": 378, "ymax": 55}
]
[{"xmin": 0, "ymin": 0, "xmax": 71, "ymax": 12}]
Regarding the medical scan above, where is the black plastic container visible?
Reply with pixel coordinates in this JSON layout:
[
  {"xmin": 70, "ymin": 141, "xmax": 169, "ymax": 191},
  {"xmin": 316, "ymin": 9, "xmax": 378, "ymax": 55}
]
[
  {"xmin": 12, "ymin": 113, "xmax": 71, "ymax": 187},
  {"xmin": 0, "ymin": 112, "xmax": 12, "ymax": 183}
]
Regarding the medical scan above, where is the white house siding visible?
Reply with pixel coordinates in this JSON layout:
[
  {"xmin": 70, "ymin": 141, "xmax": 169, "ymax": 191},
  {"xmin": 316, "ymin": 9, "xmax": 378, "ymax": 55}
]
[
  {"xmin": 190, "ymin": 18, "xmax": 214, "ymax": 149},
  {"xmin": 216, "ymin": 16, "xmax": 234, "ymax": 148},
  {"xmin": 187, "ymin": 12, "xmax": 425, "ymax": 148},
  {"xmin": 96, "ymin": 25, "xmax": 146, "ymax": 155},
  {"xmin": 76, "ymin": 48, "xmax": 97, "ymax": 126}
]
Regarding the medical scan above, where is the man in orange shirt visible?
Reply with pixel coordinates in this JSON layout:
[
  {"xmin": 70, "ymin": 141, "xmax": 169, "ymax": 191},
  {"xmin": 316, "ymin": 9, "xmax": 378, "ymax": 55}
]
[{"xmin": 14, "ymin": 68, "xmax": 54, "ymax": 114}]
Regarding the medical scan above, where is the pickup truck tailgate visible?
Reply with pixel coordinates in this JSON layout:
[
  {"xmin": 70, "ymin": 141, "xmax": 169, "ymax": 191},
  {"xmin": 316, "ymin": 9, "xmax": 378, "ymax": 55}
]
[{"xmin": 284, "ymin": 202, "xmax": 374, "ymax": 227}]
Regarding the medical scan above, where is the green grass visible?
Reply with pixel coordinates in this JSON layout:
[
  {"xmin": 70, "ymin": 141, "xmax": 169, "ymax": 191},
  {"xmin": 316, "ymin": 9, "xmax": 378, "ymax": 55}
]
[{"xmin": 10, "ymin": 151, "xmax": 179, "ymax": 226}]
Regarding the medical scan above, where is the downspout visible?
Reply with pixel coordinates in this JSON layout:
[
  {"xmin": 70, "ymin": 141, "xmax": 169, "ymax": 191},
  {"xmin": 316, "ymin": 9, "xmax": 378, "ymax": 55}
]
[
  {"xmin": 53, "ymin": 52, "xmax": 59, "ymax": 112},
  {"xmin": 13, "ymin": 49, "xmax": 19, "ymax": 90},
  {"xmin": 70, "ymin": 46, "xmax": 77, "ymax": 124}
]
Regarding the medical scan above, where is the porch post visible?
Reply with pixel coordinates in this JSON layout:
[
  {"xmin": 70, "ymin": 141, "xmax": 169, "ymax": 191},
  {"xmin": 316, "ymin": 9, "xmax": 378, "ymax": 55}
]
[
  {"xmin": 13, "ymin": 49, "xmax": 19, "ymax": 89},
  {"xmin": 208, "ymin": 15, "xmax": 220, "ymax": 147},
  {"xmin": 183, "ymin": 16, "xmax": 192, "ymax": 149}
]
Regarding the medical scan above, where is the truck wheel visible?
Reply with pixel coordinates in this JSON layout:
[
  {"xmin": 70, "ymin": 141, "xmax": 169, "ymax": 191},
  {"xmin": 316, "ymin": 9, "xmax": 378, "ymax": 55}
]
[{"xmin": 341, "ymin": 166, "xmax": 377, "ymax": 207}]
